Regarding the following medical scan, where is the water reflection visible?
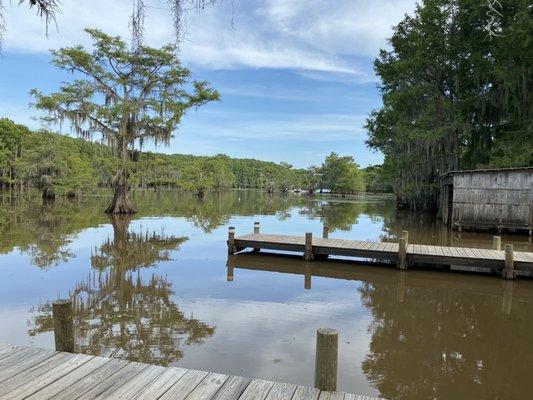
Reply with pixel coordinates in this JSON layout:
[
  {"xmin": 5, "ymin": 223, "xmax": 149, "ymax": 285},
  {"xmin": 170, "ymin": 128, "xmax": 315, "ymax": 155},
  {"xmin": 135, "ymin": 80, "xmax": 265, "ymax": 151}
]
[
  {"xmin": 28, "ymin": 215, "xmax": 215, "ymax": 365},
  {"xmin": 229, "ymin": 253, "xmax": 533, "ymax": 399}
]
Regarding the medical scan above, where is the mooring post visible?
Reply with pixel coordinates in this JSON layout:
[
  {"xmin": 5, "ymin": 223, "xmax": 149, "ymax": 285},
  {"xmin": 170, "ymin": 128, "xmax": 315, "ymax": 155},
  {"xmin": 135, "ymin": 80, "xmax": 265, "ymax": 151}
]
[
  {"xmin": 304, "ymin": 262, "xmax": 312, "ymax": 290},
  {"xmin": 502, "ymin": 281, "xmax": 513, "ymax": 315},
  {"xmin": 314, "ymin": 328, "xmax": 338, "ymax": 392},
  {"xmin": 504, "ymin": 244, "xmax": 514, "ymax": 279},
  {"xmin": 304, "ymin": 232, "xmax": 314, "ymax": 261},
  {"xmin": 226, "ymin": 256, "xmax": 234, "ymax": 282},
  {"xmin": 322, "ymin": 226, "xmax": 329, "ymax": 239},
  {"xmin": 493, "ymin": 236, "xmax": 501, "ymax": 250},
  {"xmin": 398, "ymin": 237, "xmax": 407, "ymax": 270},
  {"xmin": 253, "ymin": 222, "xmax": 261, "ymax": 252},
  {"xmin": 227, "ymin": 227, "xmax": 236, "ymax": 255},
  {"xmin": 53, "ymin": 299, "xmax": 74, "ymax": 353},
  {"xmin": 401, "ymin": 230, "xmax": 409, "ymax": 245}
]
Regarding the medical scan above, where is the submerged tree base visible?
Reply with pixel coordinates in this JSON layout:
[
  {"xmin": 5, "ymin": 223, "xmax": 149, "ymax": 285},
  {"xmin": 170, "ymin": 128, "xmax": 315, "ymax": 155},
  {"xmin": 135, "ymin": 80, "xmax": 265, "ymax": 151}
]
[{"xmin": 105, "ymin": 188, "xmax": 136, "ymax": 214}]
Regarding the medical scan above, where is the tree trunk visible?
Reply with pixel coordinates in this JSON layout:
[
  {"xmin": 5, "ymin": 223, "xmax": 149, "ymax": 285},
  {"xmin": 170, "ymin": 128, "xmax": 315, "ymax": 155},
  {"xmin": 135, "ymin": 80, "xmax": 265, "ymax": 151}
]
[
  {"xmin": 106, "ymin": 138, "xmax": 135, "ymax": 214},
  {"xmin": 105, "ymin": 169, "xmax": 136, "ymax": 214}
]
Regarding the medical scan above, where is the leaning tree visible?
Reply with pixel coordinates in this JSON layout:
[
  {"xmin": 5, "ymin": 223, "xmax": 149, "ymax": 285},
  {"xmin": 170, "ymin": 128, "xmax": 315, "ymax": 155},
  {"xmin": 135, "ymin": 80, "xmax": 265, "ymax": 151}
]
[{"xmin": 31, "ymin": 28, "xmax": 219, "ymax": 213}]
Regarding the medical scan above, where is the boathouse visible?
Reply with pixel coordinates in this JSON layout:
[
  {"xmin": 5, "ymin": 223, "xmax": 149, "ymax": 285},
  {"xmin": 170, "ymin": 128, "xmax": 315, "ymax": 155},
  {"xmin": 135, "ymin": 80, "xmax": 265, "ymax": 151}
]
[{"xmin": 439, "ymin": 167, "xmax": 533, "ymax": 234}]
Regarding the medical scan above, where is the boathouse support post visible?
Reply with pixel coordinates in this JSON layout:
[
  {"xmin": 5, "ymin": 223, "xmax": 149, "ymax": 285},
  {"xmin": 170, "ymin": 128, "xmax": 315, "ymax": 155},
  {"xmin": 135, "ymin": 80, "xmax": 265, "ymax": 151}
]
[
  {"xmin": 314, "ymin": 328, "xmax": 338, "ymax": 392},
  {"xmin": 401, "ymin": 230, "xmax": 409, "ymax": 244},
  {"xmin": 227, "ymin": 227, "xmax": 236, "ymax": 255},
  {"xmin": 323, "ymin": 226, "xmax": 329, "ymax": 239},
  {"xmin": 493, "ymin": 236, "xmax": 501, "ymax": 250},
  {"xmin": 53, "ymin": 299, "xmax": 74, "ymax": 353},
  {"xmin": 504, "ymin": 244, "xmax": 515, "ymax": 279},
  {"xmin": 253, "ymin": 222, "xmax": 261, "ymax": 252},
  {"xmin": 398, "ymin": 238, "xmax": 407, "ymax": 270},
  {"xmin": 304, "ymin": 262, "xmax": 312, "ymax": 290}
]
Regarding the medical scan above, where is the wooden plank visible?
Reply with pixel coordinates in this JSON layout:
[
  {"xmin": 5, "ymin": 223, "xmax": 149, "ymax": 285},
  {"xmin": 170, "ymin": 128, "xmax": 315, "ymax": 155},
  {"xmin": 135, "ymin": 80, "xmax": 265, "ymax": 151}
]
[
  {"xmin": 131, "ymin": 367, "xmax": 189, "ymax": 400},
  {"xmin": 101, "ymin": 364, "xmax": 168, "ymax": 400},
  {"xmin": 264, "ymin": 382, "xmax": 297, "ymax": 400},
  {"xmin": 159, "ymin": 369, "xmax": 210, "ymax": 400},
  {"xmin": 0, "ymin": 353, "xmax": 92, "ymax": 400},
  {"xmin": 48, "ymin": 358, "xmax": 131, "ymax": 400},
  {"xmin": 291, "ymin": 386, "xmax": 320, "ymax": 400},
  {"xmin": 239, "ymin": 379, "xmax": 275, "ymax": 400},
  {"xmin": 185, "ymin": 372, "xmax": 228, "ymax": 400},
  {"xmin": 75, "ymin": 361, "xmax": 149, "ymax": 400},
  {"xmin": 0, "ymin": 349, "xmax": 59, "ymax": 383},
  {"xmin": 211, "ymin": 376, "xmax": 251, "ymax": 400},
  {"xmin": 25, "ymin": 356, "xmax": 111, "ymax": 400},
  {"xmin": 318, "ymin": 391, "xmax": 345, "ymax": 400},
  {"xmin": 0, "ymin": 345, "xmax": 25, "ymax": 362},
  {"xmin": 0, "ymin": 347, "xmax": 43, "ymax": 365}
]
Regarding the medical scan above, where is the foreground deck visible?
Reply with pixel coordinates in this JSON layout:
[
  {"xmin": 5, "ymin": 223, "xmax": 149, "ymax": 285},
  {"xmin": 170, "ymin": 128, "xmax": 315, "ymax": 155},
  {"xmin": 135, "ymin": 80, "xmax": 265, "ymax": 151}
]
[
  {"xmin": 0, "ymin": 343, "xmax": 376, "ymax": 400},
  {"xmin": 231, "ymin": 232, "xmax": 533, "ymax": 277}
]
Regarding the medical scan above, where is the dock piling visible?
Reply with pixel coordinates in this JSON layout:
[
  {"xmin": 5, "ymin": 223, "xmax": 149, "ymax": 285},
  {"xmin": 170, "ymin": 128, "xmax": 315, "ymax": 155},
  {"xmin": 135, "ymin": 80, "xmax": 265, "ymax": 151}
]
[
  {"xmin": 304, "ymin": 232, "xmax": 314, "ymax": 261},
  {"xmin": 53, "ymin": 299, "xmax": 74, "ymax": 353},
  {"xmin": 253, "ymin": 222, "xmax": 261, "ymax": 252},
  {"xmin": 504, "ymin": 244, "xmax": 515, "ymax": 279},
  {"xmin": 314, "ymin": 328, "xmax": 338, "ymax": 392},
  {"xmin": 493, "ymin": 236, "xmax": 501, "ymax": 250},
  {"xmin": 322, "ymin": 226, "xmax": 329, "ymax": 239},
  {"xmin": 398, "ymin": 238, "xmax": 407, "ymax": 270},
  {"xmin": 401, "ymin": 230, "xmax": 409, "ymax": 244},
  {"xmin": 228, "ymin": 227, "xmax": 236, "ymax": 255}
]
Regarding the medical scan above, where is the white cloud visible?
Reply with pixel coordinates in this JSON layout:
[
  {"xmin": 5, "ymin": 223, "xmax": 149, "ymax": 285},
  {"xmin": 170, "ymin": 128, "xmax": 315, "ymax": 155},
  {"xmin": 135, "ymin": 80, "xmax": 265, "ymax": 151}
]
[{"xmin": 1, "ymin": 0, "xmax": 416, "ymax": 78}]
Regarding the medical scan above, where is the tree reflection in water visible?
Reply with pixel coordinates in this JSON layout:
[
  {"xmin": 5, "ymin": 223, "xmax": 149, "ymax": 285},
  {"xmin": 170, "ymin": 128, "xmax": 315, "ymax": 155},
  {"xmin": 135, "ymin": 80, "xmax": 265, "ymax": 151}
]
[
  {"xmin": 359, "ymin": 277, "xmax": 533, "ymax": 399},
  {"xmin": 29, "ymin": 214, "xmax": 215, "ymax": 366}
]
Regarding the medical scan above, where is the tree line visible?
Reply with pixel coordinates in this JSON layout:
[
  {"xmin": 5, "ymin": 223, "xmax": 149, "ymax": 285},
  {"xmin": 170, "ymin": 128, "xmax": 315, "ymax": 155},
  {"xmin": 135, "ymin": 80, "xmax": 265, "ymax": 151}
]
[
  {"xmin": 366, "ymin": 0, "xmax": 532, "ymax": 211},
  {"xmin": 0, "ymin": 118, "xmax": 386, "ymax": 200}
]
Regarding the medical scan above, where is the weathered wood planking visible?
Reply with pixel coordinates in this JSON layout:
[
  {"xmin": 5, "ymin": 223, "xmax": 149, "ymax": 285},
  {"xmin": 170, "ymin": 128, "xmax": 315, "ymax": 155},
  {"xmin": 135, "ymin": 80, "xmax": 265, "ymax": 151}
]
[
  {"xmin": 232, "ymin": 233, "xmax": 533, "ymax": 276},
  {"xmin": 0, "ymin": 343, "xmax": 380, "ymax": 400}
]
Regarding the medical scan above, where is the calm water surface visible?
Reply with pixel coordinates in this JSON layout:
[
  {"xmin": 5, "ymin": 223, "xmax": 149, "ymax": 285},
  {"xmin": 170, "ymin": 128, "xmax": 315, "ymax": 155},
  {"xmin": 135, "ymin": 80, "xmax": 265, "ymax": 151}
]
[{"xmin": 1, "ymin": 190, "xmax": 532, "ymax": 399}]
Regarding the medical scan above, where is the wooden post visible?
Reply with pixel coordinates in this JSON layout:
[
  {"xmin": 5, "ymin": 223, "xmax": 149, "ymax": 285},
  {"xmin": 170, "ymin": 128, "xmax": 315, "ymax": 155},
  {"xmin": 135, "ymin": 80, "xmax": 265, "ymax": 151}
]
[
  {"xmin": 401, "ymin": 230, "xmax": 409, "ymax": 245},
  {"xmin": 53, "ymin": 299, "xmax": 74, "ymax": 353},
  {"xmin": 314, "ymin": 328, "xmax": 338, "ymax": 392},
  {"xmin": 322, "ymin": 226, "xmax": 329, "ymax": 239},
  {"xmin": 502, "ymin": 281, "xmax": 513, "ymax": 315},
  {"xmin": 226, "ymin": 256, "xmax": 234, "ymax": 282},
  {"xmin": 398, "ymin": 238, "xmax": 407, "ymax": 270},
  {"xmin": 253, "ymin": 222, "xmax": 261, "ymax": 252},
  {"xmin": 504, "ymin": 244, "xmax": 514, "ymax": 279},
  {"xmin": 493, "ymin": 236, "xmax": 501, "ymax": 250},
  {"xmin": 304, "ymin": 262, "xmax": 312, "ymax": 290},
  {"xmin": 396, "ymin": 271, "xmax": 406, "ymax": 303},
  {"xmin": 304, "ymin": 232, "xmax": 313, "ymax": 261},
  {"xmin": 227, "ymin": 227, "xmax": 236, "ymax": 255}
]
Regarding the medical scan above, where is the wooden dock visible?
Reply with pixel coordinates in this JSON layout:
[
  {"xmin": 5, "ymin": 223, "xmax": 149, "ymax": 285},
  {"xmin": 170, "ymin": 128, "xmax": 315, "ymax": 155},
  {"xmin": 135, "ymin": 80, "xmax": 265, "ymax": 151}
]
[
  {"xmin": 0, "ymin": 343, "xmax": 376, "ymax": 400},
  {"xmin": 228, "ymin": 225, "xmax": 533, "ymax": 278}
]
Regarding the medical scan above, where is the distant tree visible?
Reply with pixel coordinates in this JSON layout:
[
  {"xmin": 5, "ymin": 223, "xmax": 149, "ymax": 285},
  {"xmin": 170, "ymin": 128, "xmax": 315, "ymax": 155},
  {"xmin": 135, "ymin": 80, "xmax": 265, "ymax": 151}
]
[
  {"xmin": 0, "ymin": 118, "xmax": 30, "ymax": 189},
  {"xmin": 320, "ymin": 152, "xmax": 365, "ymax": 195},
  {"xmin": 363, "ymin": 164, "xmax": 394, "ymax": 193},
  {"xmin": 16, "ymin": 131, "xmax": 96, "ymax": 199},
  {"xmin": 32, "ymin": 28, "xmax": 219, "ymax": 213}
]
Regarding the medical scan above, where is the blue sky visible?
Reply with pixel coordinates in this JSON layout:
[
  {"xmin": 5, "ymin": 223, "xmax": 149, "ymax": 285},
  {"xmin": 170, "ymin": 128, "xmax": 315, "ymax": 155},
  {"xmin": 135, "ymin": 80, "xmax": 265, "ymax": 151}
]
[{"xmin": 0, "ymin": 0, "xmax": 416, "ymax": 168}]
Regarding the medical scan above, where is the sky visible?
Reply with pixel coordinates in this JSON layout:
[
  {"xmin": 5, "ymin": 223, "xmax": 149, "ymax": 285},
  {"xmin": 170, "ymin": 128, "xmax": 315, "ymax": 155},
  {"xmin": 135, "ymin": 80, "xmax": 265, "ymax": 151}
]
[{"xmin": 0, "ymin": 0, "xmax": 416, "ymax": 168}]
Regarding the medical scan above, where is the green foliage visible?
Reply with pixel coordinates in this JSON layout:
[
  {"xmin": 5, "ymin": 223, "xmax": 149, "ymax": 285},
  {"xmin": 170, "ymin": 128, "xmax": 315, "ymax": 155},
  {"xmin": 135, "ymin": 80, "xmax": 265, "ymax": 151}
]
[
  {"xmin": 319, "ymin": 152, "xmax": 365, "ymax": 194},
  {"xmin": 363, "ymin": 164, "xmax": 394, "ymax": 193},
  {"xmin": 366, "ymin": 0, "xmax": 532, "ymax": 210},
  {"xmin": 0, "ymin": 119, "xmax": 308, "ymax": 193}
]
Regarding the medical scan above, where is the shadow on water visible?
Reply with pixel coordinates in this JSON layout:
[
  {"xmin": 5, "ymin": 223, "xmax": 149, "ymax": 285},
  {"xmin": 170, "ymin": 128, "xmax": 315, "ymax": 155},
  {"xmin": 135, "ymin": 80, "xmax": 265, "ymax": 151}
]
[{"xmin": 28, "ymin": 214, "xmax": 215, "ymax": 366}]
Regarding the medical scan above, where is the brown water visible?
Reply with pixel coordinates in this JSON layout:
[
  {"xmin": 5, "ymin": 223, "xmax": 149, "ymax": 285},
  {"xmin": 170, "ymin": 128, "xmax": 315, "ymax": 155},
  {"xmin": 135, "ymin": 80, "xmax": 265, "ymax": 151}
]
[{"xmin": 0, "ymin": 190, "xmax": 532, "ymax": 399}]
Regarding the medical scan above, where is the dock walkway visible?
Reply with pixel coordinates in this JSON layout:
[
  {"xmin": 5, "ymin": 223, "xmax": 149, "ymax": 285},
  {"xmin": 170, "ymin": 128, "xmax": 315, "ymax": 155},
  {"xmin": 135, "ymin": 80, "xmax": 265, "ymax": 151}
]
[
  {"xmin": 0, "ymin": 343, "xmax": 375, "ymax": 400},
  {"xmin": 231, "ymin": 232, "xmax": 533, "ymax": 277}
]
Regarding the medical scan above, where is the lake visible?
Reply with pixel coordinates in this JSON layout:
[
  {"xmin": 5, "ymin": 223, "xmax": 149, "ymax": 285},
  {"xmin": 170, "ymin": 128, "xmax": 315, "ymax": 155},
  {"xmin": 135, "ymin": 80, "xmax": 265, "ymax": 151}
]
[{"xmin": 1, "ymin": 190, "xmax": 532, "ymax": 399}]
